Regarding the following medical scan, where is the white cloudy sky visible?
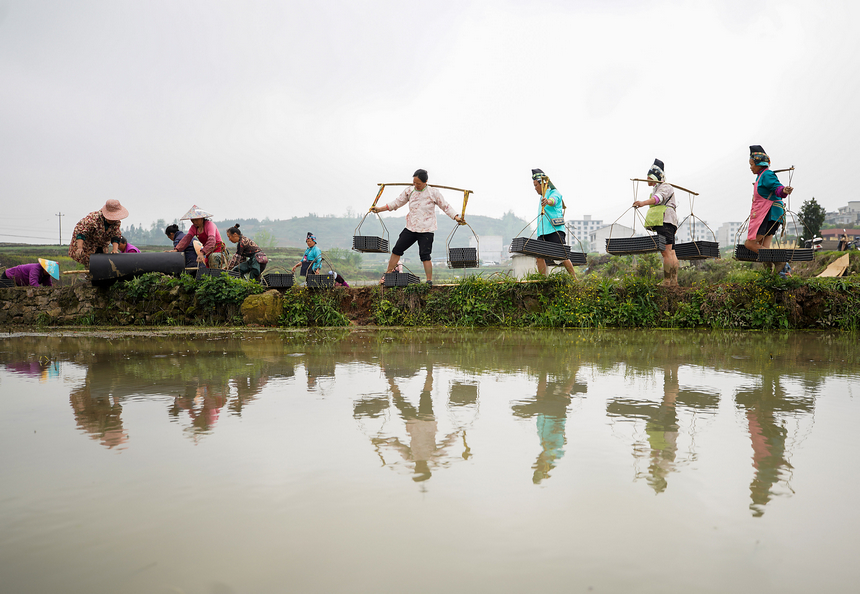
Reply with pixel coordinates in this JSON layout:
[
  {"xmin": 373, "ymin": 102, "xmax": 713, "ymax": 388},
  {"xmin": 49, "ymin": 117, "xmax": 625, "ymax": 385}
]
[{"xmin": 1, "ymin": 0, "xmax": 858, "ymax": 243}]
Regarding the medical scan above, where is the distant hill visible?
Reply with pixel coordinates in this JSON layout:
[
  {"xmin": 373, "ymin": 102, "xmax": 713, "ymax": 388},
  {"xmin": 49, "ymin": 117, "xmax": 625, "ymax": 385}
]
[{"xmin": 121, "ymin": 211, "xmax": 533, "ymax": 251}]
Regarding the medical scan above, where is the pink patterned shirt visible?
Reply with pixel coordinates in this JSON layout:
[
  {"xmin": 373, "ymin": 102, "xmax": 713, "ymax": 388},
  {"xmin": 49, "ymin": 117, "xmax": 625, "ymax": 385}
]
[{"xmin": 387, "ymin": 186, "xmax": 458, "ymax": 233}]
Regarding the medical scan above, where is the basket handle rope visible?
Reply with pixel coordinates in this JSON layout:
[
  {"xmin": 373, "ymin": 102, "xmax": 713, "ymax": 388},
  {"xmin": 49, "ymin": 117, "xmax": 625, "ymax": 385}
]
[{"xmin": 354, "ymin": 184, "xmax": 389, "ymax": 244}]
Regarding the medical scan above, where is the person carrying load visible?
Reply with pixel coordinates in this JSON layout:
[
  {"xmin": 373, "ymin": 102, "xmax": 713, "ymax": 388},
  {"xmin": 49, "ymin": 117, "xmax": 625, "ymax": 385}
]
[
  {"xmin": 531, "ymin": 168, "xmax": 576, "ymax": 278},
  {"xmin": 632, "ymin": 159, "xmax": 679, "ymax": 286},
  {"xmin": 370, "ymin": 168, "xmax": 463, "ymax": 285},
  {"xmin": 743, "ymin": 145, "xmax": 793, "ymax": 268}
]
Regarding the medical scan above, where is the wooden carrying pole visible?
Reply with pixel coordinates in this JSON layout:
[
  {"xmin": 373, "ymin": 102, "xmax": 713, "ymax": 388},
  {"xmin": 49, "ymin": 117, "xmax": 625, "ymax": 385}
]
[
  {"xmin": 629, "ymin": 179, "xmax": 699, "ymax": 196},
  {"xmin": 378, "ymin": 182, "xmax": 474, "ymax": 194}
]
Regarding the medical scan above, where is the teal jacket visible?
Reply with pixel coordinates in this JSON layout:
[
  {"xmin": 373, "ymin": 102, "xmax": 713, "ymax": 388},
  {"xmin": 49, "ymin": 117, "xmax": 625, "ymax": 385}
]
[{"xmin": 537, "ymin": 188, "xmax": 565, "ymax": 236}]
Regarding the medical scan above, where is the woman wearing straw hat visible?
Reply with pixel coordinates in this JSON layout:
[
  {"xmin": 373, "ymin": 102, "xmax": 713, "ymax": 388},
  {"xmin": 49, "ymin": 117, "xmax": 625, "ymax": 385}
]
[
  {"xmin": 68, "ymin": 199, "xmax": 130, "ymax": 266},
  {"xmin": 172, "ymin": 205, "xmax": 226, "ymax": 269},
  {"xmin": 1, "ymin": 258, "xmax": 59, "ymax": 287}
]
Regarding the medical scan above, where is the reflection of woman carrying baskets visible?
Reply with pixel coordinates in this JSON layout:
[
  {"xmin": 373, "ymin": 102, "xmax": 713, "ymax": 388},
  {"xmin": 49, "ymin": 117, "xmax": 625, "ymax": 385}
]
[
  {"xmin": 744, "ymin": 145, "xmax": 793, "ymax": 265},
  {"xmin": 531, "ymin": 169, "xmax": 576, "ymax": 278},
  {"xmin": 632, "ymin": 159, "xmax": 679, "ymax": 286}
]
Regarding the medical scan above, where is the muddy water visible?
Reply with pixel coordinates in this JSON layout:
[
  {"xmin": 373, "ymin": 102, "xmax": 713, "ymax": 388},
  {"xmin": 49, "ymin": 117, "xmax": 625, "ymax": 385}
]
[{"xmin": 1, "ymin": 329, "xmax": 858, "ymax": 594}]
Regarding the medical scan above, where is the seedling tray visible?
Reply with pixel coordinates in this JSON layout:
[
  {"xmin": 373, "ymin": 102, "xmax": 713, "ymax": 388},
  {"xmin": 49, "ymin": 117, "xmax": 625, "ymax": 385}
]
[
  {"xmin": 606, "ymin": 235, "xmax": 666, "ymax": 255},
  {"xmin": 307, "ymin": 274, "xmax": 335, "ymax": 289},
  {"xmin": 196, "ymin": 267, "xmax": 240, "ymax": 280},
  {"xmin": 734, "ymin": 244, "xmax": 758, "ymax": 261},
  {"xmin": 758, "ymin": 248, "xmax": 814, "ymax": 262},
  {"xmin": 448, "ymin": 247, "xmax": 479, "ymax": 269},
  {"xmin": 566, "ymin": 250, "xmax": 588, "ymax": 266},
  {"xmin": 352, "ymin": 235, "xmax": 390, "ymax": 253},
  {"xmin": 383, "ymin": 272, "xmax": 421, "ymax": 287},
  {"xmin": 674, "ymin": 241, "xmax": 721, "ymax": 260},
  {"xmin": 264, "ymin": 273, "xmax": 294, "ymax": 288}
]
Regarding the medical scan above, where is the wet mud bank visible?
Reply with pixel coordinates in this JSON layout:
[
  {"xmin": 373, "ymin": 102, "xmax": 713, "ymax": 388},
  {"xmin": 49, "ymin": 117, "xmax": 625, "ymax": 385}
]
[{"xmin": 2, "ymin": 274, "xmax": 860, "ymax": 330}]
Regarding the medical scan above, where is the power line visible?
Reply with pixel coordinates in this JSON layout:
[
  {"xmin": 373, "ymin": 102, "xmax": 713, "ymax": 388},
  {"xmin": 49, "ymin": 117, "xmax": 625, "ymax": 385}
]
[{"xmin": 0, "ymin": 232, "xmax": 59, "ymax": 241}]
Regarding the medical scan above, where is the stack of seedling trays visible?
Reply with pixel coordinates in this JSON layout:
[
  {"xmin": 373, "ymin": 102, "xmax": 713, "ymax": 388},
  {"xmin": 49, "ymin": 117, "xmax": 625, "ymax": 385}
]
[
  {"xmin": 263, "ymin": 273, "xmax": 294, "ymax": 288},
  {"xmin": 306, "ymin": 274, "xmax": 335, "ymax": 289},
  {"xmin": 758, "ymin": 248, "xmax": 814, "ymax": 262},
  {"xmin": 565, "ymin": 249, "xmax": 588, "ymax": 266},
  {"xmin": 734, "ymin": 245, "xmax": 759, "ymax": 262},
  {"xmin": 448, "ymin": 247, "xmax": 479, "ymax": 269},
  {"xmin": 674, "ymin": 241, "xmax": 721, "ymax": 260},
  {"xmin": 352, "ymin": 235, "xmax": 389, "ymax": 253},
  {"xmin": 546, "ymin": 248, "xmax": 588, "ymax": 266},
  {"xmin": 196, "ymin": 267, "xmax": 240, "ymax": 280},
  {"xmin": 383, "ymin": 272, "xmax": 421, "ymax": 287},
  {"xmin": 510, "ymin": 237, "xmax": 587, "ymax": 265},
  {"xmin": 0, "ymin": 278, "xmax": 15, "ymax": 288},
  {"xmin": 605, "ymin": 235, "xmax": 666, "ymax": 255}
]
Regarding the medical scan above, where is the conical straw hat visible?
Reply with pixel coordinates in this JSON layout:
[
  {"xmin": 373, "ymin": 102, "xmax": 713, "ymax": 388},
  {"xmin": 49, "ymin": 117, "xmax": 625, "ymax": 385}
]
[
  {"xmin": 180, "ymin": 205, "xmax": 214, "ymax": 220},
  {"xmin": 39, "ymin": 258, "xmax": 60, "ymax": 280}
]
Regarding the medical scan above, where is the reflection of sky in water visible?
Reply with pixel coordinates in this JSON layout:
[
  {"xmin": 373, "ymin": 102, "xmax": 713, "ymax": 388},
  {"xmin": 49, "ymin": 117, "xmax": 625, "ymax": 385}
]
[{"xmin": 0, "ymin": 330, "xmax": 857, "ymax": 593}]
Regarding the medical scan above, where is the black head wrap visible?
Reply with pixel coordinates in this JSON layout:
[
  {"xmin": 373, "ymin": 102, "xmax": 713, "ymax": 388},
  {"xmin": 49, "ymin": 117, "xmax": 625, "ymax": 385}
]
[
  {"xmin": 749, "ymin": 145, "xmax": 770, "ymax": 167},
  {"xmin": 647, "ymin": 158, "xmax": 665, "ymax": 182}
]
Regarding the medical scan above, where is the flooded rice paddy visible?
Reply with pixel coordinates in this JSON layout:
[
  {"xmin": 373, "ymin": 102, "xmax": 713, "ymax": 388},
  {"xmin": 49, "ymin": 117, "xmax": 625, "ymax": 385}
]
[{"xmin": 1, "ymin": 328, "xmax": 858, "ymax": 594}]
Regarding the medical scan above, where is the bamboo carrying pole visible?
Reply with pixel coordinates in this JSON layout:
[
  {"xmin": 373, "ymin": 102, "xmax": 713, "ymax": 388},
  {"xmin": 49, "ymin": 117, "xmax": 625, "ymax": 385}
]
[
  {"xmin": 378, "ymin": 182, "xmax": 474, "ymax": 194},
  {"xmin": 629, "ymin": 179, "xmax": 699, "ymax": 196}
]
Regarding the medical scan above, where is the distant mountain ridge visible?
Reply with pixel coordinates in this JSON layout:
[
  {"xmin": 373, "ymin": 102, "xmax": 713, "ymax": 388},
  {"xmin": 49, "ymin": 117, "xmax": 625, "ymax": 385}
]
[{"xmin": 122, "ymin": 211, "xmax": 533, "ymax": 250}]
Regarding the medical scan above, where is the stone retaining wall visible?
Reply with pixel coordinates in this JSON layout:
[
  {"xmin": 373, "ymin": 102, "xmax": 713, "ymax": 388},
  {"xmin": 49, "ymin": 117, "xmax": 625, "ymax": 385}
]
[{"xmin": 0, "ymin": 285, "xmax": 107, "ymax": 326}]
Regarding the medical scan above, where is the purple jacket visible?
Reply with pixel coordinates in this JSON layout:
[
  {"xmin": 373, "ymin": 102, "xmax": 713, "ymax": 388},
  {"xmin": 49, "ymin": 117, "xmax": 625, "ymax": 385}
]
[{"xmin": 3, "ymin": 263, "xmax": 53, "ymax": 287}]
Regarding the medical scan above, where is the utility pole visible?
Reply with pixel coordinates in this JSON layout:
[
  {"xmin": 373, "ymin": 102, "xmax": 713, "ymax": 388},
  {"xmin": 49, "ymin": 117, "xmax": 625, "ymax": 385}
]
[{"xmin": 56, "ymin": 212, "xmax": 64, "ymax": 245}]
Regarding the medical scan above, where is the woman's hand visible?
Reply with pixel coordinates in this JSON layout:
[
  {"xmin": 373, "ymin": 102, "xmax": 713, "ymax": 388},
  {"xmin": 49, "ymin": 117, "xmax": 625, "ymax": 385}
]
[
  {"xmin": 784, "ymin": 186, "xmax": 794, "ymax": 195},
  {"xmin": 196, "ymin": 254, "xmax": 206, "ymax": 264},
  {"xmin": 633, "ymin": 200, "xmax": 646, "ymax": 208}
]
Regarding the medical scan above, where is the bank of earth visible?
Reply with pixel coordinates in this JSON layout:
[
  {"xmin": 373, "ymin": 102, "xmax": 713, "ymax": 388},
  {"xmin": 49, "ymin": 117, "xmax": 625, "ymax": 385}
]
[{"xmin": 2, "ymin": 271, "xmax": 860, "ymax": 331}]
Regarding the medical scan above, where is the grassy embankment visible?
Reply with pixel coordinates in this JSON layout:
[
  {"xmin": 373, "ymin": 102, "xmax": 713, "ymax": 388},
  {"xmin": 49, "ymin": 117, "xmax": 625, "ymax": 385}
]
[{"xmin": 5, "ymin": 244, "xmax": 859, "ymax": 330}]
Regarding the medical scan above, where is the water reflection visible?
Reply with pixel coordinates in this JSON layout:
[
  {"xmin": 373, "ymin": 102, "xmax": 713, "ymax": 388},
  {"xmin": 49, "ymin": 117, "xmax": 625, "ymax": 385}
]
[
  {"xmin": 735, "ymin": 368, "xmax": 814, "ymax": 517},
  {"xmin": 0, "ymin": 329, "xmax": 853, "ymax": 518},
  {"xmin": 357, "ymin": 363, "xmax": 471, "ymax": 485},
  {"xmin": 512, "ymin": 364, "xmax": 587, "ymax": 484},
  {"xmin": 607, "ymin": 364, "xmax": 720, "ymax": 493}
]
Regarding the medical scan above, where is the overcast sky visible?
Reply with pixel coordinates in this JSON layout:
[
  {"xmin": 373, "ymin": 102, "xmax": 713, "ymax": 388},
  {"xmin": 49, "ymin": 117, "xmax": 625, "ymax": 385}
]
[{"xmin": 2, "ymin": 0, "xmax": 858, "ymax": 244}]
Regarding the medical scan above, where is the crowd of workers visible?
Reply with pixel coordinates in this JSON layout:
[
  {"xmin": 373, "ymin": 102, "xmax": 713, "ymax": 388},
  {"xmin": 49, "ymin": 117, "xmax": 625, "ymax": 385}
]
[{"xmin": 2, "ymin": 146, "xmax": 795, "ymax": 288}]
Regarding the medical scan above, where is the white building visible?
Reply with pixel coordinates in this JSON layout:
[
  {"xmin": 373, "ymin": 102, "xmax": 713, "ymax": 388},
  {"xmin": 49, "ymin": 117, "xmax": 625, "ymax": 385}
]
[
  {"xmin": 676, "ymin": 218, "xmax": 716, "ymax": 243},
  {"xmin": 715, "ymin": 221, "xmax": 743, "ymax": 247},
  {"xmin": 565, "ymin": 215, "xmax": 604, "ymax": 252},
  {"xmin": 825, "ymin": 201, "xmax": 860, "ymax": 226}
]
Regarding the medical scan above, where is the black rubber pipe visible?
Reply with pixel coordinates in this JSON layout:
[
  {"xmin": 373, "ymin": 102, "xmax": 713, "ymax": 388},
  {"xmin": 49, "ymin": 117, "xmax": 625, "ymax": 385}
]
[{"xmin": 89, "ymin": 252, "xmax": 186, "ymax": 286}]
